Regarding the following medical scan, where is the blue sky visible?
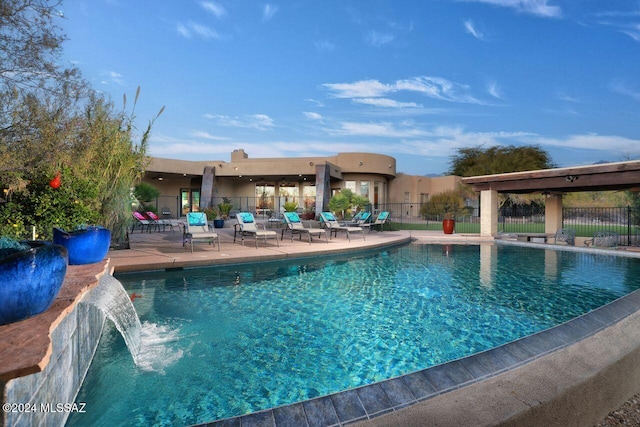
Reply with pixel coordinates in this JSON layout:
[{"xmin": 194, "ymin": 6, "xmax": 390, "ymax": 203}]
[{"xmin": 60, "ymin": 0, "xmax": 640, "ymax": 175}]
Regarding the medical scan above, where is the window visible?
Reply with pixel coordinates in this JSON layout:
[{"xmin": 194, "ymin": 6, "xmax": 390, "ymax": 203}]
[
  {"xmin": 181, "ymin": 189, "xmax": 200, "ymax": 215},
  {"xmin": 345, "ymin": 181, "xmax": 356, "ymax": 192},
  {"xmin": 303, "ymin": 184, "xmax": 316, "ymax": 210},
  {"xmin": 360, "ymin": 181, "xmax": 370, "ymax": 199},
  {"xmin": 255, "ymin": 184, "xmax": 275, "ymax": 210}
]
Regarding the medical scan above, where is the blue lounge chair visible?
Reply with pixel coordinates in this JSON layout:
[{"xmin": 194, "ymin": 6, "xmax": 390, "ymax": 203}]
[
  {"xmin": 361, "ymin": 211, "xmax": 390, "ymax": 232},
  {"xmin": 281, "ymin": 212, "xmax": 328, "ymax": 244},
  {"xmin": 234, "ymin": 212, "xmax": 280, "ymax": 248},
  {"xmin": 319, "ymin": 212, "xmax": 365, "ymax": 242},
  {"xmin": 184, "ymin": 212, "xmax": 220, "ymax": 252}
]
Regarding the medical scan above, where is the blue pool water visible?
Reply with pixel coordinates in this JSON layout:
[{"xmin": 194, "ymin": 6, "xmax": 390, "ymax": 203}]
[{"xmin": 67, "ymin": 243, "xmax": 640, "ymax": 426}]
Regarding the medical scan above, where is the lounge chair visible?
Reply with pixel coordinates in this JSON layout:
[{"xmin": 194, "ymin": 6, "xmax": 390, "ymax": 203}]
[
  {"xmin": 146, "ymin": 211, "xmax": 179, "ymax": 232},
  {"xmin": 234, "ymin": 212, "xmax": 280, "ymax": 248},
  {"xmin": 342, "ymin": 211, "xmax": 371, "ymax": 226},
  {"xmin": 319, "ymin": 212, "xmax": 365, "ymax": 241},
  {"xmin": 183, "ymin": 212, "xmax": 220, "ymax": 252},
  {"xmin": 584, "ymin": 231, "xmax": 618, "ymax": 248},
  {"xmin": 360, "ymin": 211, "xmax": 390, "ymax": 233},
  {"xmin": 132, "ymin": 211, "xmax": 157, "ymax": 233},
  {"xmin": 551, "ymin": 228, "xmax": 575, "ymax": 246},
  {"xmin": 281, "ymin": 212, "xmax": 328, "ymax": 244}
]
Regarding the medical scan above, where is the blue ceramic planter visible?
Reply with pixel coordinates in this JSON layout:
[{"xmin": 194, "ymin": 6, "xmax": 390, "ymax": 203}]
[
  {"xmin": 0, "ymin": 242, "xmax": 68, "ymax": 325},
  {"xmin": 53, "ymin": 226, "xmax": 111, "ymax": 265}
]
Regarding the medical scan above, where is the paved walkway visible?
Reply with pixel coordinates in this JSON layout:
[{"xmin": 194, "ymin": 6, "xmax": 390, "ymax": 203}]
[{"xmin": 109, "ymin": 224, "xmax": 482, "ymax": 273}]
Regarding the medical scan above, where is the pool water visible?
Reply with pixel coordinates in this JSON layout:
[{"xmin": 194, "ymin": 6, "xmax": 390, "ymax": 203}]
[{"xmin": 67, "ymin": 243, "xmax": 640, "ymax": 426}]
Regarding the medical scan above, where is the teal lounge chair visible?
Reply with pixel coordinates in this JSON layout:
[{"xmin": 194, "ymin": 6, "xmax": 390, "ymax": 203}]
[
  {"xmin": 184, "ymin": 212, "xmax": 220, "ymax": 252},
  {"xmin": 234, "ymin": 212, "xmax": 280, "ymax": 248},
  {"xmin": 281, "ymin": 212, "xmax": 328, "ymax": 244},
  {"xmin": 319, "ymin": 212, "xmax": 365, "ymax": 242},
  {"xmin": 361, "ymin": 211, "xmax": 390, "ymax": 232},
  {"xmin": 342, "ymin": 211, "xmax": 371, "ymax": 226}
]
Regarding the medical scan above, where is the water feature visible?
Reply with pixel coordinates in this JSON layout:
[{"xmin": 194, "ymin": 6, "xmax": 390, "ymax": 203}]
[
  {"xmin": 80, "ymin": 274, "xmax": 142, "ymax": 364},
  {"xmin": 67, "ymin": 243, "xmax": 640, "ymax": 426}
]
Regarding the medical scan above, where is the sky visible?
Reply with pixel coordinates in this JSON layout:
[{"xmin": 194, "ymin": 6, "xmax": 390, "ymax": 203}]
[{"xmin": 59, "ymin": 0, "xmax": 640, "ymax": 176}]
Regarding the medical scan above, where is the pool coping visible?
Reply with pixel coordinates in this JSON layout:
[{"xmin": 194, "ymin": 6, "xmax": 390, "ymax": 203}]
[{"xmin": 198, "ymin": 240, "xmax": 640, "ymax": 427}]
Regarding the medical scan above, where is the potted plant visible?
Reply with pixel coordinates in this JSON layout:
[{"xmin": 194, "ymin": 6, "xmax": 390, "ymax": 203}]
[
  {"xmin": 420, "ymin": 189, "xmax": 467, "ymax": 234},
  {"xmin": 283, "ymin": 201, "xmax": 298, "ymax": 212},
  {"xmin": 53, "ymin": 225, "xmax": 111, "ymax": 265},
  {"xmin": 203, "ymin": 207, "xmax": 222, "ymax": 228},
  {"xmin": 0, "ymin": 237, "xmax": 68, "ymax": 325},
  {"xmin": 216, "ymin": 198, "xmax": 233, "ymax": 226}
]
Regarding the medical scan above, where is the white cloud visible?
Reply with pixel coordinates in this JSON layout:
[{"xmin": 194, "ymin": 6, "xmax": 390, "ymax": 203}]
[
  {"xmin": 333, "ymin": 121, "xmax": 428, "ymax": 138},
  {"xmin": 176, "ymin": 21, "xmax": 220, "ymax": 40},
  {"xmin": 610, "ymin": 81, "xmax": 640, "ymax": 102},
  {"xmin": 323, "ymin": 79, "xmax": 393, "ymax": 98},
  {"xmin": 353, "ymin": 98, "xmax": 420, "ymax": 108},
  {"xmin": 365, "ymin": 30, "xmax": 394, "ymax": 47},
  {"xmin": 323, "ymin": 76, "xmax": 486, "ymax": 105},
  {"xmin": 530, "ymin": 134, "xmax": 640, "ymax": 154},
  {"xmin": 200, "ymin": 1, "xmax": 226, "ymax": 18},
  {"xmin": 303, "ymin": 112, "xmax": 323, "ymax": 120},
  {"xmin": 464, "ymin": 20, "xmax": 484, "ymax": 39},
  {"xmin": 203, "ymin": 113, "xmax": 275, "ymax": 130},
  {"xmin": 100, "ymin": 70, "xmax": 124, "ymax": 86},
  {"xmin": 305, "ymin": 98, "xmax": 325, "ymax": 107},
  {"xmin": 486, "ymin": 81, "xmax": 503, "ymax": 99},
  {"xmin": 460, "ymin": 0, "xmax": 561, "ymax": 18},
  {"xmin": 314, "ymin": 40, "xmax": 336, "ymax": 52},
  {"xmin": 395, "ymin": 76, "xmax": 484, "ymax": 104},
  {"xmin": 263, "ymin": 4, "xmax": 278, "ymax": 21},
  {"xmin": 189, "ymin": 130, "xmax": 230, "ymax": 141}
]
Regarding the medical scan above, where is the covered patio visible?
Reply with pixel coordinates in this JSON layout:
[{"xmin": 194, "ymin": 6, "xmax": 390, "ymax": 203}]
[{"xmin": 461, "ymin": 160, "xmax": 640, "ymax": 238}]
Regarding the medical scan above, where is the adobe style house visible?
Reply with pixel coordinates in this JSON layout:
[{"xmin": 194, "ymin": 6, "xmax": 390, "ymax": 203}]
[{"xmin": 142, "ymin": 149, "xmax": 460, "ymax": 218}]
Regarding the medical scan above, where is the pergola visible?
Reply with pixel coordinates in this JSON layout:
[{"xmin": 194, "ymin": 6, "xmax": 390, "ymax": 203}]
[{"xmin": 461, "ymin": 160, "xmax": 640, "ymax": 237}]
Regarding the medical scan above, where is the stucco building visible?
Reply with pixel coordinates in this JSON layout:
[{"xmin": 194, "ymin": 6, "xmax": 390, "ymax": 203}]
[{"xmin": 142, "ymin": 149, "xmax": 460, "ymax": 218}]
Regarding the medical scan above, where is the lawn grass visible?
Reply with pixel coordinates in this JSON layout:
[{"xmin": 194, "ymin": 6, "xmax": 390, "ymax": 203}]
[{"xmin": 388, "ymin": 221, "xmax": 634, "ymax": 237}]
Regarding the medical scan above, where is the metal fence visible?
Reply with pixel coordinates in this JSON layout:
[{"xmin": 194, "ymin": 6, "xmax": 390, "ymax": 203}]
[
  {"xmin": 144, "ymin": 196, "xmax": 640, "ymax": 246},
  {"xmin": 374, "ymin": 203, "xmax": 640, "ymax": 246}
]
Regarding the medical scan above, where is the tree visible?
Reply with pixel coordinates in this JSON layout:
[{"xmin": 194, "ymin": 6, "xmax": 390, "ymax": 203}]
[
  {"xmin": 0, "ymin": 0, "xmax": 74, "ymax": 92},
  {"xmin": 448, "ymin": 145, "xmax": 555, "ymax": 177},
  {"xmin": 0, "ymin": 1, "xmax": 163, "ymax": 245},
  {"xmin": 328, "ymin": 189, "xmax": 370, "ymax": 218},
  {"xmin": 448, "ymin": 145, "xmax": 554, "ymax": 208},
  {"xmin": 420, "ymin": 188, "xmax": 469, "ymax": 220},
  {"xmin": 0, "ymin": 88, "xmax": 161, "ymax": 245}
]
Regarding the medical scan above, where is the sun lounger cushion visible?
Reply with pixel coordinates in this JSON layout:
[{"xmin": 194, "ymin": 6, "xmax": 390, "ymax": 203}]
[{"xmin": 239, "ymin": 213, "xmax": 254, "ymax": 223}]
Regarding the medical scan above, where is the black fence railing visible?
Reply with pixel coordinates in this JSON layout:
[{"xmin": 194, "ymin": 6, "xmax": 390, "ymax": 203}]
[
  {"xmin": 562, "ymin": 207, "xmax": 640, "ymax": 246},
  {"xmin": 370, "ymin": 203, "xmax": 640, "ymax": 246},
  {"xmin": 144, "ymin": 196, "xmax": 640, "ymax": 246}
]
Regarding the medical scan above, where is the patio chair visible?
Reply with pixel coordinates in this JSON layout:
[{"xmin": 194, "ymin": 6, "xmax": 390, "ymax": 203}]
[
  {"xmin": 234, "ymin": 212, "xmax": 280, "ymax": 248},
  {"xmin": 184, "ymin": 212, "xmax": 220, "ymax": 252},
  {"xmin": 584, "ymin": 231, "xmax": 619, "ymax": 248},
  {"xmin": 342, "ymin": 211, "xmax": 371, "ymax": 227},
  {"xmin": 131, "ymin": 211, "xmax": 158, "ymax": 233},
  {"xmin": 281, "ymin": 212, "xmax": 328, "ymax": 244},
  {"xmin": 146, "ymin": 211, "xmax": 179, "ymax": 232},
  {"xmin": 551, "ymin": 228, "xmax": 575, "ymax": 246},
  {"xmin": 360, "ymin": 211, "xmax": 390, "ymax": 233},
  {"xmin": 319, "ymin": 212, "xmax": 365, "ymax": 242}
]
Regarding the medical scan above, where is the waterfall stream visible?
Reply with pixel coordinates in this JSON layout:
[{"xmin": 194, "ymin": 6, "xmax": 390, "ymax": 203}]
[{"xmin": 81, "ymin": 274, "xmax": 142, "ymax": 364}]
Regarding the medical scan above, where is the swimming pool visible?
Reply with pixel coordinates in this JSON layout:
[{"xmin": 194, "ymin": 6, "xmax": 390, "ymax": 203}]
[{"xmin": 66, "ymin": 243, "xmax": 640, "ymax": 426}]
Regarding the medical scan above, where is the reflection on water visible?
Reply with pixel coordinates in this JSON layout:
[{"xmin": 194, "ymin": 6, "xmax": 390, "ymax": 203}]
[{"xmin": 68, "ymin": 243, "xmax": 640, "ymax": 426}]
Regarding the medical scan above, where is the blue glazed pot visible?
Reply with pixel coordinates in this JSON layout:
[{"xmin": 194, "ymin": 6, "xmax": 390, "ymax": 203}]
[
  {"xmin": 53, "ymin": 226, "xmax": 111, "ymax": 265},
  {"xmin": 0, "ymin": 242, "xmax": 68, "ymax": 325}
]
